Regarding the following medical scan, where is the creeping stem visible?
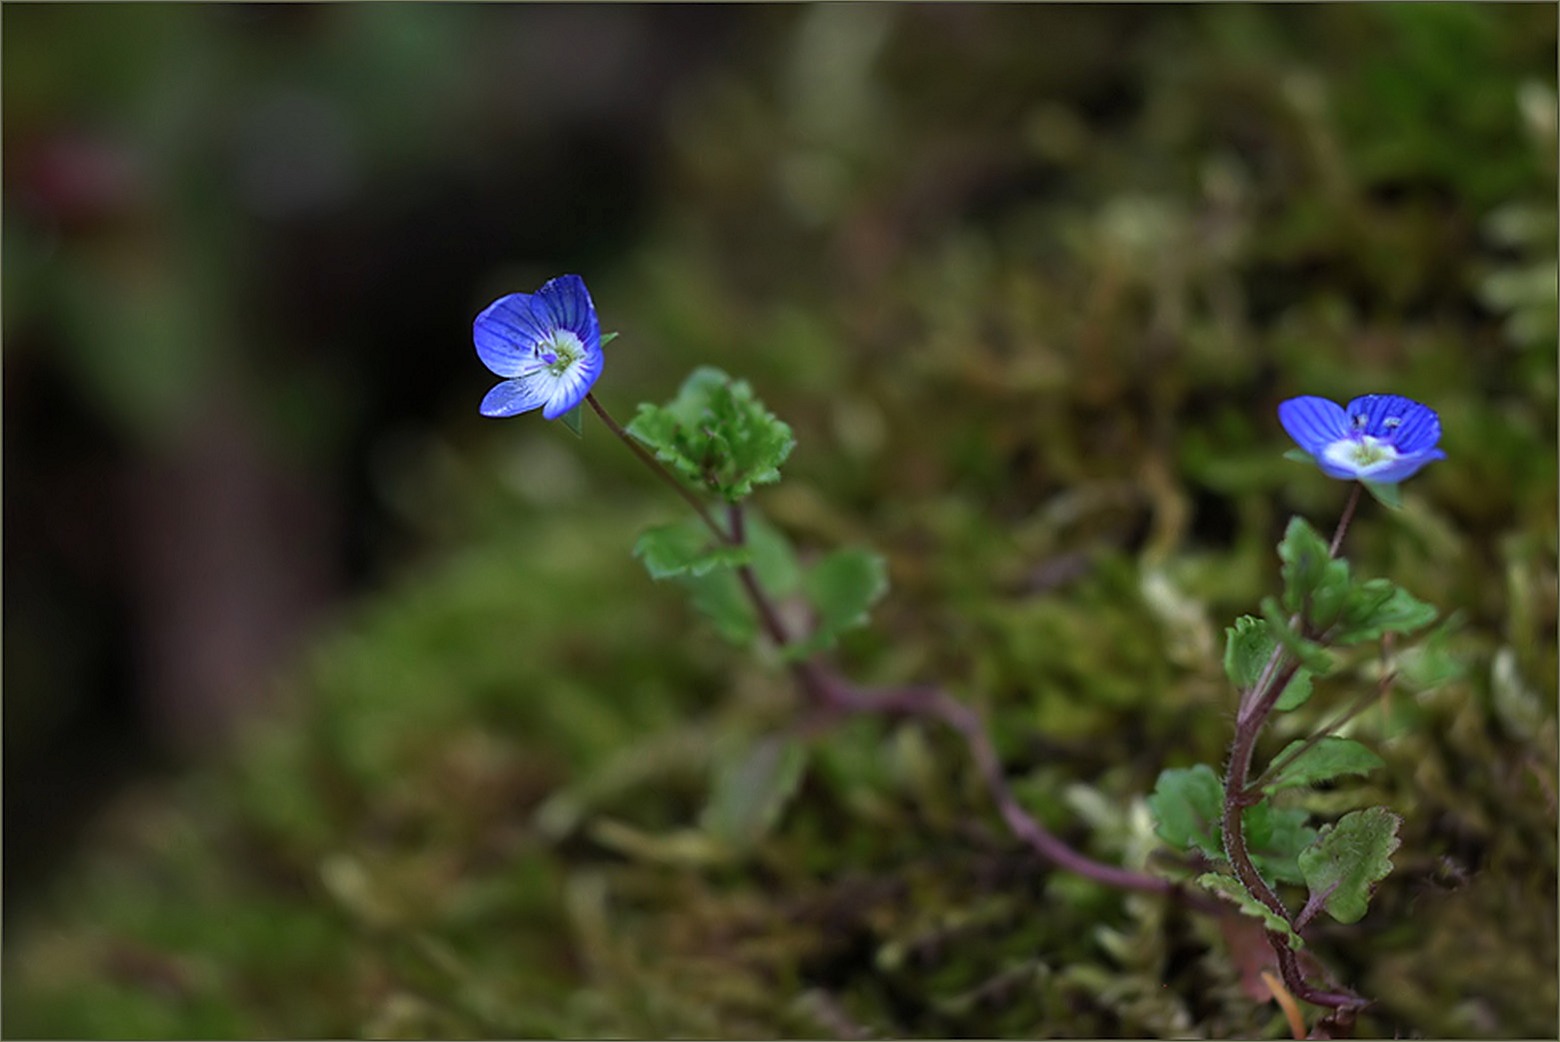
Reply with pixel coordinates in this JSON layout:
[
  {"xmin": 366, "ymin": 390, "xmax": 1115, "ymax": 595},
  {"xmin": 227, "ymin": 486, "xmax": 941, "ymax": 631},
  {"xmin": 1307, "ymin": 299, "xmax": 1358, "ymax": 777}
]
[
  {"xmin": 1220, "ymin": 481, "xmax": 1369, "ymax": 1011},
  {"xmin": 589, "ymin": 393, "xmax": 1203, "ymax": 905}
]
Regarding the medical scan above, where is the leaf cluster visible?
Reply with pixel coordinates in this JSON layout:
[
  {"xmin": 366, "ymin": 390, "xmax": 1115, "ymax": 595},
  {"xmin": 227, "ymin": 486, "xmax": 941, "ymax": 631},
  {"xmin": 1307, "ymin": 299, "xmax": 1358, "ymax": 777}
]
[{"xmin": 627, "ymin": 367, "xmax": 795, "ymax": 502}]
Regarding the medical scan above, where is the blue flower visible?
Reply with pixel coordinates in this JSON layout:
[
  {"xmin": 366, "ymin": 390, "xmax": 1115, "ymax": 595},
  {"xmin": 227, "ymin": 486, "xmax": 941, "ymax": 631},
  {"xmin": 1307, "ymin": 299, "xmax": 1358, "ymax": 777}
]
[
  {"xmin": 1279, "ymin": 394, "xmax": 1446, "ymax": 483},
  {"xmin": 473, "ymin": 274, "xmax": 602, "ymax": 419}
]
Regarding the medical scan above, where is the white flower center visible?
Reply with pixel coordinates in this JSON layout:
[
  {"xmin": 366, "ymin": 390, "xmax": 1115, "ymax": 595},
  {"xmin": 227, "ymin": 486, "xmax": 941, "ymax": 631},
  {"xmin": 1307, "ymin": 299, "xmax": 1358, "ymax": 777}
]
[
  {"xmin": 1324, "ymin": 435, "xmax": 1401, "ymax": 473},
  {"xmin": 538, "ymin": 331, "xmax": 584, "ymax": 377}
]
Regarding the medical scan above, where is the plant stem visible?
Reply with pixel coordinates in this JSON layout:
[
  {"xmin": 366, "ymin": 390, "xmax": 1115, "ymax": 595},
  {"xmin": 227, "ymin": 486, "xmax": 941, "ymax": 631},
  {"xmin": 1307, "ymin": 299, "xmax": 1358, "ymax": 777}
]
[
  {"xmin": 595, "ymin": 394, "xmax": 1203, "ymax": 906},
  {"xmin": 585, "ymin": 393, "xmax": 729, "ymax": 543},
  {"xmin": 1220, "ymin": 485, "xmax": 1372, "ymax": 1011},
  {"xmin": 1328, "ymin": 483, "xmax": 1363, "ymax": 558}
]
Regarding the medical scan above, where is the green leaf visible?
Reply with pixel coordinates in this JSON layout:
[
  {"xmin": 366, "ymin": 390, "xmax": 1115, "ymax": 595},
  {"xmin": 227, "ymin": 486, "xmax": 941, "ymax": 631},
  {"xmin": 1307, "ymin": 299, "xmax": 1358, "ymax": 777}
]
[
  {"xmin": 1260, "ymin": 597, "xmax": 1335, "ymax": 675},
  {"xmin": 1223, "ymin": 615, "xmax": 1271, "ymax": 690},
  {"xmin": 1277, "ymin": 517, "xmax": 1353, "ymax": 630},
  {"xmin": 560, "ymin": 405, "xmax": 584, "ymax": 437},
  {"xmin": 1282, "ymin": 448, "xmax": 1316, "ymax": 466},
  {"xmin": 633, "ymin": 521, "xmax": 751, "ymax": 579},
  {"xmin": 700, "ymin": 733, "xmax": 809, "ymax": 850},
  {"xmin": 1278, "ymin": 517, "xmax": 1334, "ymax": 614},
  {"xmin": 1244, "ymin": 802, "xmax": 1317, "ymax": 885},
  {"xmin": 1274, "ymin": 668, "xmax": 1314, "ymax": 711},
  {"xmin": 1263, "ymin": 737, "xmax": 1385, "ymax": 794},
  {"xmin": 1148, "ymin": 764, "xmax": 1224, "ymax": 859},
  {"xmin": 599, "ymin": 330, "xmax": 620, "ymax": 347},
  {"xmin": 790, "ymin": 548, "xmax": 888, "ymax": 657},
  {"xmin": 683, "ymin": 569, "xmax": 754, "ymax": 644},
  {"xmin": 1195, "ymin": 874, "xmax": 1304, "ymax": 949},
  {"xmin": 1298, "ymin": 806, "xmax": 1402, "ymax": 924},
  {"xmin": 626, "ymin": 367, "xmax": 796, "ymax": 502},
  {"xmin": 1226, "ymin": 615, "xmax": 1313, "ymax": 708},
  {"xmin": 1361, "ymin": 479, "xmax": 1403, "ymax": 510},
  {"xmin": 745, "ymin": 512, "xmax": 803, "ymax": 596},
  {"xmin": 676, "ymin": 514, "xmax": 800, "ymax": 647},
  {"xmin": 1332, "ymin": 580, "xmax": 1438, "ymax": 645}
]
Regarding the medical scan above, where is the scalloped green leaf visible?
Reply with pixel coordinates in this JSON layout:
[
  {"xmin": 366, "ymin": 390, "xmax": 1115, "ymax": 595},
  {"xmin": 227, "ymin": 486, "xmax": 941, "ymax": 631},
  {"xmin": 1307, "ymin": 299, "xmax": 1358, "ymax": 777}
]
[
  {"xmin": 1262, "ymin": 737, "xmax": 1385, "ymax": 794},
  {"xmin": 1196, "ymin": 873, "xmax": 1304, "ymax": 949},
  {"xmin": 1148, "ymin": 764, "xmax": 1224, "ymax": 859},
  {"xmin": 1332, "ymin": 579, "xmax": 1438, "ymax": 645},
  {"xmin": 788, "ymin": 547, "xmax": 888, "ymax": 657},
  {"xmin": 626, "ymin": 367, "xmax": 795, "ymax": 502},
  {"xmin": 1224, "ymin": 615, "xmax": 1270, "ymax": 690},
  {"xmin": 1298, "ymin": 806, "xmax": 1402, "ymax": 924},
  {"xmin": 633, "ymin": 521, "xmax": 751, "ymax": 579},
  {"xmin": 1225, "ymin": 615, "xmax": 1314, "ymax": 709}
]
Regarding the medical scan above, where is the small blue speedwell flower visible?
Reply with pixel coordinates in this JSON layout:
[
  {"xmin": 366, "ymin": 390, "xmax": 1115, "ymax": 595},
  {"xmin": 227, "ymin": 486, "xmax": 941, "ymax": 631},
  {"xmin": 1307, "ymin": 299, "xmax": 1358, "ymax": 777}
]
[
  {"xmin": 473, "ymin": 274, "xmax": 602, "ymax": 419},
  {"xmin": 1279, "ymin": 394, "xmax": 1446, "ymax": 483}
]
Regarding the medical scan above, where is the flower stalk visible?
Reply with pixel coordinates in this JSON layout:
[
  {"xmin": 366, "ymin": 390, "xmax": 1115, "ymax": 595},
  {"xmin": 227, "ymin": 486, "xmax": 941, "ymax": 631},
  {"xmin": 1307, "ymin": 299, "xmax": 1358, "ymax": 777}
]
[{"xmin": 1219, "ymin": 482, "xmax": 1372, "ymax": 1011}]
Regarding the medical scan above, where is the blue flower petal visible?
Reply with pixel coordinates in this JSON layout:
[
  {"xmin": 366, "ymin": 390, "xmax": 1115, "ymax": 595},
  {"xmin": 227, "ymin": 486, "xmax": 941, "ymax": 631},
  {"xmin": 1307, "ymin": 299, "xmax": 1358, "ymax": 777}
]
[
  {"xmin": 541, "ymin": 345, "xmax": 602, "ymax": 419},
  {"xmin": 1344, "ymin": 394, "xmax": 1443, "ymax": 453},
  {"xmin": 480, "ymin": 376, "xmax": 549, "ymax": 417},
  {"xmin": 474, "ymin": 293, "xmax": 553, "ymax": 377},
  {"xmin": 1360, "ymin": 448, "xmax": 1447, "ymax": 484},
  {"xmin": 1389, "ymin": 405, "xmax": 1441, "ymax": 454},
  {"xmin": 533, "ymin": 275, "xmax": 601, "ymax": 350},
  {"xmin": 1278, "ymin": 396, "xmax": 1350, "ymax": 455}
]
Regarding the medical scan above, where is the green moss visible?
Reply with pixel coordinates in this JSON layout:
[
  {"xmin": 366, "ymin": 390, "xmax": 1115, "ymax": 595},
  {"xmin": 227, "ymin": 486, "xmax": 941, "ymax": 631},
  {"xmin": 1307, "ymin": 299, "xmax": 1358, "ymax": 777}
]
[{"xmin": 8, "ymin": 5, "xmax": 1556, "ymax": 1038}]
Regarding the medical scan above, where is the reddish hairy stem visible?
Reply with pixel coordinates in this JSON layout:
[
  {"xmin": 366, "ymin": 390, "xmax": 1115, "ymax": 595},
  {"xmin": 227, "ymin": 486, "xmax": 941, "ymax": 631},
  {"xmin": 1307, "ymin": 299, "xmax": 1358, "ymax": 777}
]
[{"xmin": 1220, "ymin": 483, "xmax": 1371, "ymax": 1012}]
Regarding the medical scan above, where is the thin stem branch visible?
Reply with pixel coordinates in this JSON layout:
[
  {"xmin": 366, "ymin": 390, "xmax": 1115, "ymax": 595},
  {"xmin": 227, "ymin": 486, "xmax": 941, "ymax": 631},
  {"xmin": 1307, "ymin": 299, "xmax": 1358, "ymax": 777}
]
[
  {"xmin": 1328, "ymin": 483, "xmax": 1363, "ymax": 558},
  {"xmin": 594, "ymin": 393, "xmax": 1208, "ymax": 908},
  {"xmin": 1220, "ymin": 484, "xmax": 1373, "ymax": 1011},
  {"xmin": 586, "ymin": 393, "xmax": 729, "ymax": 543},
  {"xmin": 1249, "ymin": 668, "xmax": 1394, "ymax": 797}
]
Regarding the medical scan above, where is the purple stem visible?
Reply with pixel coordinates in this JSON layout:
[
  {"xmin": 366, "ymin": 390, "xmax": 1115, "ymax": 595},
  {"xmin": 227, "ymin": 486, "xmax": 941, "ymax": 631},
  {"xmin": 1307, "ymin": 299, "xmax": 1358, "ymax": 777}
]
[
  {"xmin": 590, "ymin": 392, "xmax": 1210, "ymax": 907},
  {"xmin": 1220, "ymin": 482, "xmax": 1370, "ymax": 1011}
]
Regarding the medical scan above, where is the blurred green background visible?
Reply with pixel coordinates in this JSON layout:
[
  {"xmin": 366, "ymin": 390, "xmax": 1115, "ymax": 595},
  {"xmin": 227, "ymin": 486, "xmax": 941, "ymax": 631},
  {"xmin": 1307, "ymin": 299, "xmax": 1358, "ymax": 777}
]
[{"xmin": 4, "ymin": 4, "xmax": 1556, "ymax": 1038}]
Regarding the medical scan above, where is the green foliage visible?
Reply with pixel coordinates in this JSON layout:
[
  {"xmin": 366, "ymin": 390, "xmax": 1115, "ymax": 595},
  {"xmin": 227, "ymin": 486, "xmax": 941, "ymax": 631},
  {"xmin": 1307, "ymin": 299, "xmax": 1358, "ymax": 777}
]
[
  {"xmin": 1262, "ymin": 737, "xmax": 1386, "ymax": 794},
  {"xmin": 1148, "ymin": 764, "xmax": 1224, "ymax": 860},
  {"xmin": 1274, "ymin": 669, "xmax": 1314, "ymax": 712},
  {"xmin": 1149, "ymin": 765, "xmax": 1316, "ymax": 885},
  {"xmin": 561, "ymin": 405, "xmax": 584, "ymax": 437},
  {"xmin": 1298, "ymin": 807, "xmax": 1403, "ymax": 924},
  {"xmin": 1243, "ymin": 802, "xmax": 1317, "ymax": 886},
  {"xmin": 1259, "ymin": 597, "xmax": 1336, "ymax": 675},
  {"xmin": 633, "ymin": 519, "xmax": 752, "ymax": 579},
  {"xmin": 789, "ymin": 547, "xmax": 890, "ymax": 657},
  {"xmin": 1279, "ymin": 517, "xmax": 1350, "ymax": 625},
  {"xmin": 1361, "ymin": 480, "xmax": 1404, "ymax": 510},
  {"xmin": 1275, "ymin": 518, "xmax": 1437, "ymax": 644},
  {"xmin": 1223, "ymin": 615, "xmax": 1314, "ymax": 708},
  {"xmin": 627, "ymin": 367, "xmax": 795, "ymax": 502},
  {"xmin": 1223, "ymin": 615, "xmax": 1271, "ymax": 690},
  {"xmin": 1330, "ymin": 579, "xmax": 1438, "ymax": 646},
  {"xmin": 676, "ymin": 513, "xmax": 800, "ymax": 645},
  {"xmin": 1194, "ymin": 875, "xmax": 1305, "ymax": 949}
]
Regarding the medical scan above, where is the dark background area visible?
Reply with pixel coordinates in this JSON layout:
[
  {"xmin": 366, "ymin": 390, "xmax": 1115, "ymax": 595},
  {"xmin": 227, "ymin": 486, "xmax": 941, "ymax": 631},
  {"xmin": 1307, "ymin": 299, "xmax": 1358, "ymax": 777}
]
[{"xmin": 4, "ymin": 2, "xmax": 763, "ymax": 911}]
